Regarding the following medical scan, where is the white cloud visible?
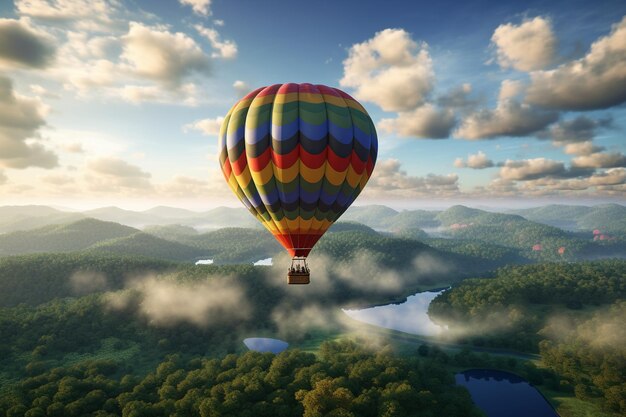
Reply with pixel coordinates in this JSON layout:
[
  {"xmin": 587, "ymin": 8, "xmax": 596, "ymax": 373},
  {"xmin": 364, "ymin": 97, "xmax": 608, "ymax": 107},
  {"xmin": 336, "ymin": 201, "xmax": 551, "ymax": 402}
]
[
  {"xmin": 0, "ymin": 18, "xmax": 56, "ymax": 69},
  {"xmin": 195, "ymin": 25, "xmax": 237, "ymax": 59},
  {"xmin": 363, "ymin": 159, "xmax": 459, "ymax": 198},
  {"xmin": 29, "ymin": 83, "xmax": 60, "ymax": 98},
  {"xmin": 15, "ymin": 0, "xmax": 121, "ymax": 31},
  {"xmin": 183, "ymin": 116, "xmax": 224, "ymax": 136},
  {"xmin": 437, "ymin": 84, "xmax": 476, "ymax": 108},
  {"xmin": 121, "ymin": 22, "xmax": 210, "ymax": 88},
  {"xmin": 491, "ymin": 16, "xmax": 556, "ymax": 71},
  {"xmin": 378, "ymin": 104, "xmax": 455, "ymax": 139},
  {"xmin": 340, "ymin": 28, "xmax": 434, "ymax": 112},
  {"xmin": 454, "ymin": 151, "xmax": 494, "ymax": 169},
  {"xmin": 499, "ymin": 158, "xmax": 566, "ymax": 181},
  {"xmin": 544, "ymin": 116, "xmax": 613, "ymax": 144},
  {"xmin": 498, "ymin": 79, "xmax": 523, "ymax": 101},
  {"xmin": 86, "ymin": 156, "xmax": 152, "ymax": 191},
  {"xmin": 179, "ymin": 0, "xmax": 212, "ymax": 17},
  {"xmin": 572, "ymin": 152, "xmax": 626, "ymax": 169},
  {"xmin": 455, "ymin": 100, "xmax": 557, "ymax": 139},
  {"xmin": 563, "ymin": 141, "xmax": 604, "ymax": 156},
  {"xmin": 0, "ymin": 170, "xmax": 6, "ymax": 185},
  {"xmin": 455, "ymin": 82, "xmax": 558, "ymax": 139},
  {"xmin": 0, "ymin": 76, "xmax": 58, "ymax": 169},
  {"xmin": 233, "ymin": 80, "xmax": 249, "ymax": 98},
  {"xmin": 526, "ymin": 16, "xmax": 626, "ymax": 110}
]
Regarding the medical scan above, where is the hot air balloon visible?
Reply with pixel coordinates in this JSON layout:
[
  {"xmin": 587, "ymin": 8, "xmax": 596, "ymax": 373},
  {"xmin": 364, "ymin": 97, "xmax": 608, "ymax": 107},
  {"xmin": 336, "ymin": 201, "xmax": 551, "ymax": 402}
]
[{"xmin": 218, "ymin": 83, "xmax": 378, "ymax": 284}]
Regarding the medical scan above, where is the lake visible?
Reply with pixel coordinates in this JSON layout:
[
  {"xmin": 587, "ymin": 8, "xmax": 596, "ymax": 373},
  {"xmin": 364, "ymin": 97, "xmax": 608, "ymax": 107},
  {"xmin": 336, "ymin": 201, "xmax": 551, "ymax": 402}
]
[
  {"xmin": 195, "ymin": 259, "xmax": 214, "ymax": 265},
  {"xmin": 253, "ymin": 258, "xmax": 273, "ymax": 266},
  {"xmin": 342, "ymin": 288, "xmax": 447, "ymax": 336},
  {"xmin": 243, "ymin": 337, "xmax": 288, "ymax": 354},
  {"xmin": 456, "ymin": 369, "xmax": 559, "ymax": 417}
]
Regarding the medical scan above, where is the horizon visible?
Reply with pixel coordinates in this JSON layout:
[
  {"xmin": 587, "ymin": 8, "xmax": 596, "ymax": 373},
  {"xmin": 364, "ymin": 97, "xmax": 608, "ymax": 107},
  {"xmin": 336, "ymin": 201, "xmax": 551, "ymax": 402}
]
[{"xmin": 1, "ymin": 199, "xmax": 624, "ymax": 214}]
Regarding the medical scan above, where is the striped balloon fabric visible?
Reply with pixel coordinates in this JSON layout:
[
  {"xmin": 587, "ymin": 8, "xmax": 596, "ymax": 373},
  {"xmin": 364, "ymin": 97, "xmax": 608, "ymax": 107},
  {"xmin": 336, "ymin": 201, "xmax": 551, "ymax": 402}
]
[{"xmin": 218, "ymin": 83, "xmax": 378, "ymax": 257}]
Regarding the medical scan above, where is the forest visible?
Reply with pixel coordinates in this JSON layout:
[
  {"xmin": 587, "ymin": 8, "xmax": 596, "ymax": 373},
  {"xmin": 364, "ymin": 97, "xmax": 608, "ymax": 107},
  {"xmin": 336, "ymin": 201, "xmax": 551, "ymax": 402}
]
[
  {"xmin": 0, "ymin": 204, "xmax": 624, "ymax": 416},
  {"xmin": 429, "ymin": 260, "xmax": 626, "ymax": 414}
]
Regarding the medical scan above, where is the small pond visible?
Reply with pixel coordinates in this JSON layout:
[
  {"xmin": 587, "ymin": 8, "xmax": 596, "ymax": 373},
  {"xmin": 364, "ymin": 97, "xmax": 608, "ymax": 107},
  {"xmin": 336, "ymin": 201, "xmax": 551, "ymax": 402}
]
[
  {"xmin": 456, "ymin": 369, "xmax": 559, "ymax": 417},
  {"xmin": 195, "ymin": 259, "xmax": 214, "ymax": 265},
  {"xmin": 342, "ymin": 288, "xmax": 447, "ymax": 336},
  {"xmin": 243, "ymin": 337, "xmax": 288, "ymax": 354},
  {"xmin": 253, "ymin": 258, "xmax": 273, "ymax": 266}
]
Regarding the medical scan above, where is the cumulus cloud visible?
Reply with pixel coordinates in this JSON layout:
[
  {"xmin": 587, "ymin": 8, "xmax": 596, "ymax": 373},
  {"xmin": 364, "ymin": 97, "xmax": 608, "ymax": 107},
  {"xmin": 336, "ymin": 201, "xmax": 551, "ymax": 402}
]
[
  {"xmin": 15, "ymin": 0, "xmax": 120, "ymax": 31},
  {"xmin": 340, "ymin": 28, "xmax": 434, "ymax": 112},
  {"xmin": 0, "ymin": 170, "xmax": 6, "ymax": 185},
  {"xmin": 121, "ymin": 22, "xmax": 210, "ymax": 88},
  {"xmin": 455, "ymin": 85, "xmax": 558, "ymax": 139},
  {"xmin": 526, "ymin": 16, "xmax": 626, "ymax": 110},
  {"xmin": 233, "ymin": 80, "xmax": 249, "ymax": 98},
  {"xmin": 86, "ymin": 156, "xmax": 152, "ymax": 191},
  {"xmin": 0, "ymin": 76, "xmax": 58, "ymax": 169},
  {"xmin": 491, "ymin": 16, "xmax": 556, "ymax": 71},
  {"xmin": 183, "ymin": 116, "xmax": 224, "ymax": 136},
  {"xmin": 436, "ymin": 84, "xmax": 477, "ymax": 109},
  {"xmin": 179, "ymin": 0, "xmax": 212, "ymax": 16},
  {"xmin": 378, "ymin": 104, "xmax": 455, "ymax": 139},
  {"xmin": 542, "ymin": 116, "xmax": 613, "ymax": 144},
  {"xmin": 563, "ymin": 141, "xmax": 604, "ymax": 156},
  {"xmin": 572, "ymin": 152, "xmax": 626, "ymax": 169},
  {"xmin": 499, "ymin": 158, "xmax": 566, "ymax": 181},
  {"xmin": 0, "ymin": 18, "xmax": 56, "ymax": 68},
  {"xmin": 497, "ymin": 79, "xmax": 524, "ymax": 101},
  {"xmin": 364, "ymin": 159, "xmax": 459, "ymax": 198},
  {"xmin": 454, "ymin": 151, "xmax": 494, "ymax": 169},
  {"xmin": 195, "ymin": 25, "xmax": 237, "ymax": 59},
  {"xmin": 30, "ymin": 83, "xmax": 60, "ymax": 98}
]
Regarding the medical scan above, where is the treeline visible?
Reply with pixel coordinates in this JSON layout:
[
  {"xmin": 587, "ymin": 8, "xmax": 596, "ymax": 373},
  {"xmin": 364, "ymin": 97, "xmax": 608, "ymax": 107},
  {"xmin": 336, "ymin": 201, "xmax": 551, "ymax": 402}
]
[
  {"xmin": 0, "ymin": 340, "xmax": 481, "ymax": 417},
  {"xmin": 0, "ymin": 254, "xmax": 176, "ymax": 307}
]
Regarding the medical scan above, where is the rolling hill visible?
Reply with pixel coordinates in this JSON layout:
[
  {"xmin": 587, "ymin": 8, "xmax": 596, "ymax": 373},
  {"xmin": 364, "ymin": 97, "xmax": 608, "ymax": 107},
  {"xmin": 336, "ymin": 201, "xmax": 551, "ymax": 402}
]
[
  {"xmin": 0, "ymin": 205, "xmax": 85, "ymax": 234},
  {"xmin": 0, "ymin": 218, "xmax": 138, "ymax": 256}
]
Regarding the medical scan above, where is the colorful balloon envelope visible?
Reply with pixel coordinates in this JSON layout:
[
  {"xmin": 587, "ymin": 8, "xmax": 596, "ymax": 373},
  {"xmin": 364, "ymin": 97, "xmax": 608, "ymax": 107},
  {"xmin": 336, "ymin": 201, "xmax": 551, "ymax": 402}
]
[{"xmin": 218, "ymin": 83, "xmax": 378, "ymax": 284}]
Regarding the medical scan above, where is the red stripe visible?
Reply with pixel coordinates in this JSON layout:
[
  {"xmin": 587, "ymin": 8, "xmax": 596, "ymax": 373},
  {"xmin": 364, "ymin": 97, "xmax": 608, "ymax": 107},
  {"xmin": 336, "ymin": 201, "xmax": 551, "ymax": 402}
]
[
  {"xmin": 272, "ymin": 232, "xmax": 326, "ymax": 257},
  {"xmin": 277, "ymin": 83, "xmax": 299, "ymax": 94},
  {"xmin": 300, "ymin": 146, "xmax": 326, "ymax": 169},
  {"xmin": 272, "ymin": 145, "xmax": 300, "ymax": 169},
  {"xmin": 316, "ymin": 85, "xmax": 341, "ymax": 97},
  {"xmin": 350, "ymin": 152, "xmax": 366, "ymax": 175},
  {"xmin": 230, "ymin": 151, "xmax": 248, "ymax": 176},
  {"xmin": 248, "ymin": 147, "xmax": 272, "ymax": 172},
  {"xmin": 327, "ymin": 147, "xmax": 351, "ymax": 172},
  {"xmin": 242, "ymin": 86, "xmax": 265, "ymax": 100},
  {"xmin": 222, "ymin": 158, "xmax": 232, "ymax": 178},
  {"xmin": 256, "ymin": 84, "xmax": 281, "ymax": 97}
]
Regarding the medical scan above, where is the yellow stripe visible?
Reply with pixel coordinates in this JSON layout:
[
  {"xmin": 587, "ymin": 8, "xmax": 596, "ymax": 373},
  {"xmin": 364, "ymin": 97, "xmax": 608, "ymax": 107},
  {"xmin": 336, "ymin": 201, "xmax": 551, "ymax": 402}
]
[
  {"xmin": 300, "ymin": 162, "xmax": 325, "ymax": 183},
  {"xmin": 325, "ymin": 163, "xmax": 349, "ymax": 186},
  {"xmin": 299, "ymin": 92, "xmax": 324, "ymax": 104},
  {"xmin": 249, "ymin": 162, "xmax": 274, "ymax": 185},
  {"xmin": 272, "ymin": 162, "xmax": 300, "ymax": 183},
  {"xmin": 274, "ymin": 92, "xmax": 299, "ymax": 104},
  {"xmin": 249, "ymin": 94, "xmax": 276, "ymax": 108}
]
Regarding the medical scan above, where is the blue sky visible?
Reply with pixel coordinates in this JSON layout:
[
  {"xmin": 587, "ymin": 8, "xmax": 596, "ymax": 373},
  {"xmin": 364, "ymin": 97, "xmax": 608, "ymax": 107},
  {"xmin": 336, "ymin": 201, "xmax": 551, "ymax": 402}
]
[{"xmin": 0, "ymin": 0, "xmax": 624, "ymax": 209}]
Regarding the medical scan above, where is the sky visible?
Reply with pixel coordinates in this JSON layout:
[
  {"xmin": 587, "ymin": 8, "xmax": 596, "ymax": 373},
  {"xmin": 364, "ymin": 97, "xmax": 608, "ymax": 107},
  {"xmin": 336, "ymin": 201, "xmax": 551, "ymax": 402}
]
[{"xmin": 0, "ymin": 0, "xmax": 625, "ymax": 210}]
